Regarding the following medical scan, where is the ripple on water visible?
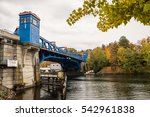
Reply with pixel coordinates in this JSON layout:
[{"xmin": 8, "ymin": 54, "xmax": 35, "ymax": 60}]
[{"xmin": 66, "ymin": 75, "xmax": 150, "ymax": 100}]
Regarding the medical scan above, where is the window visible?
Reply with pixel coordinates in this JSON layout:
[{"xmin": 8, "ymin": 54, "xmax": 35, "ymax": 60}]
[
  {"xmin": 20, "ymin": 18, "xmax": 24, "ymax": 23},
  {"xmin": 20, "ymin": 16, "xmax": 39, "ymax": 27},
  {"xmin": 33, "ymin": 18, "xmax": 38, "ymax": 26},
  {"xmin": 30, "ymin": 17, "xmax": 33, "ymax": 23},
  {"xmin": 26, "ymin": 17, "xmax": 30, "ymax": 23},
  {"xmin": 20, "ymin": 17, "xmax": 31, "ymax": 24},
  {"xmin": 24, "ymin": 18, "xmax": 27, "ymax": 23}
]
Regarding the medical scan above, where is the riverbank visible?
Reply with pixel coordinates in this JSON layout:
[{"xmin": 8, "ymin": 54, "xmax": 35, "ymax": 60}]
[
  {"xmin": 0, "ymin": 85, "xmax": 16, "ymax": 100},
  {"xmin": 96, "ymin": 66, "xmax": 150, "ymax": 75},
  {"xmin": 67, "ymin": 71, "xmax": 84, "ymax": 79}
]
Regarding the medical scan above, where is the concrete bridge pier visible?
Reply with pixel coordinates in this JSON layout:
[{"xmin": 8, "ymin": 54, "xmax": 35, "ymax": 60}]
[
  {"xmin": 80, "ymin": 62, "xmax": 88, "ymax": 72},
  {"xmin": 0, "ymin": 29, "xmax": 41, "ymax": 90},
  {"xmin": 22, "ymin": 44, "xmax": 40, "ymax": 87}
]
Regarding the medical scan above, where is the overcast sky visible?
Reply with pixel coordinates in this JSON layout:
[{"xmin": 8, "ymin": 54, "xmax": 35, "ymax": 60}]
[{"xmin": 0, "ymin": 0, "xmax": 150, "ymax": 50}]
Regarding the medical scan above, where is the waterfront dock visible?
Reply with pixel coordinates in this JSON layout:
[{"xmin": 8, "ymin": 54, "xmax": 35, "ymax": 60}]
[{"xmin": 40, "ymin": 70, "xmax": 67, "ymax": 99}]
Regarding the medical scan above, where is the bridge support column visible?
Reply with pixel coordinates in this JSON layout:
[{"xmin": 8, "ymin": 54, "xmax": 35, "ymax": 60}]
[
  {"xmin": 80, "ymin": 62, "xmax": 87, "ymax": 72},
  {"xmin": 22, "ymin": 44, "xmax": 40, "ymax": 88},
  {"xmin": 0, "ymin": 32, "xmax": 41, "ymax": 89}
]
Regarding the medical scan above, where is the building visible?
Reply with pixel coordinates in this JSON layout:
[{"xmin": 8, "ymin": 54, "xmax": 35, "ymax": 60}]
[
  {"xmin": 0, "ymin": 11, "xmax": 41, "ymax": 89},
  {"xmin": 48, "ymin": 63, "xmax": 62, "ymax": 72}
]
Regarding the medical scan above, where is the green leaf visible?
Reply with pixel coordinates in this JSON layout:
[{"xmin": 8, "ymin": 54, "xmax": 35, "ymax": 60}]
[
  {"xmin": 67, "ymin": 0, "xmax": 150, "ymax": 32},
  {"xmin": 143, "ymin": 3, "xmax": 150, "ymax": 12}
]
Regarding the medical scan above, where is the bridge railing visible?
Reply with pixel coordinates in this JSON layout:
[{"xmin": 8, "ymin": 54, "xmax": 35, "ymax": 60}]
[
  {"xmin": 39, "ymin": 37, "xmax": 85, "ymax": 61},
  {"xmin": 13, "ymin": 28, "xmax": 87, "ymax": 62}
]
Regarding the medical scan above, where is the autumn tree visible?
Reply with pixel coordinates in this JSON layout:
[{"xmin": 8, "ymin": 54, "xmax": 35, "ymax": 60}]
[
  {"xmin": 87, "ymin": 47, "xmax": 107, "ymax": 73},
  {"xmin": 117, "ymin": 47, "xmax": 126, "ymax": 66},
  {"xmin": 121, "ymin": 48, "xmax": 144, "ymax": 72},
  {"xmin": 118, "ymin": 36, "xmax": 130, "ymax": 48},
  {"xmin": 40, "ymin": 61, "xmax": 54, "ymax": 68},
  {"xmin": 140, "ymin": 37, "xmax": 150, "ymax": 67},
  {"xmin": 66, "ymin": 47, "xmax": 77, "ymax": 53},
  {"xmin": 86, "ymin": 36, "xmax": 150, "ymax": 73},
  {"xmin": 67, "ymin": 0, "xmax": 150, "ymax": 32},
  {"xmin": 107, "ymin": 42, "xmax": 119, "ymax": 69}
]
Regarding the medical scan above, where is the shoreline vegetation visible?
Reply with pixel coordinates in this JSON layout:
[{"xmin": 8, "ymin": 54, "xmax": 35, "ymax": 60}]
[
  {"xmin": 85, "ymin": 66, "xmax": 150, "ymax": 76},
  {"xmin": 96, "ymin": 66, "xmax": 150, "ymax": 75},
  {"xmin": 85, "ymin": 36, "xmax": 150, "ymax": 75}
]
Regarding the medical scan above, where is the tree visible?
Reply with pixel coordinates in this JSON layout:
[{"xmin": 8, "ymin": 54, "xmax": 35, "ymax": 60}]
[
  {"xmin": 117, "ymin": 47, "xmax": 126, "ymax": 66},
  {"xmin": 120, "ymin": 48, "xmax": 144, "ymax": 72},
  {"xmin": 40, "ymin": 61, "xmax": 54, "ymax": 68},
  {"xmin": 87, "ymin": 47, "xmax": 107, "ymax": 73},
  {"xmin": 67, "ymin": 0, "xmax": 150, "ymax": 32},
  {"xmin": 105, "ymin": 47, "xmax": 111, "ymax": 64},
  {"xmin": 118, "ymin": 36, "xmax": 130, "ymax": 48},
  {"xmin": 107, "ymin": 42, "xmax": 119, "ymax": 68},
  {"xmin": 65, "ymin": 47, "xmax": 77, "ymax": 53},
  {"xmin": 140, "ymin": 37, "xmax": 150, "ymax": 66}
]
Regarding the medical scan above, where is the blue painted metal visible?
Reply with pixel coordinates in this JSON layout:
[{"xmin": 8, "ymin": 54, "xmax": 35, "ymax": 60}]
[
  {"xmin": 14, "ymin": 11, "xmax": 88, "ymax": 71},
  {"xmin": 39, "ymin": 36, "xmax": 86, "ymax": 62},
  {"xmin": 39, "ymin": 36, "xmax": 86, "ymax": 70},
  {"xmin": 39, "ymin": 49, "xmax": 81, "ymax": 70},
  {"xmin": 19, "ymin": 12, "xmax": 40, "ymax": 45}
]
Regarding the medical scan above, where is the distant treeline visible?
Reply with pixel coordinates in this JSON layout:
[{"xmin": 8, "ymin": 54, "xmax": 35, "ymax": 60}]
[{"xmin": 86, "ymin": 36, "xmax": 150, "ymax": 73}]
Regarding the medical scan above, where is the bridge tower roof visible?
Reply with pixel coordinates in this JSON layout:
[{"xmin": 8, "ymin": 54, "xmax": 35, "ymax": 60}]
[{"xmin": 19, "ymin": 11, "xmax": 40, "ymax": 21}]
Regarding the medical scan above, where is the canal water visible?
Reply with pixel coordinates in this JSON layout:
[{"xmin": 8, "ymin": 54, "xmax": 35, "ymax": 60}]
[{"xmin": 15, "ymin": 74, "xmax": 150, "ymax": 100}]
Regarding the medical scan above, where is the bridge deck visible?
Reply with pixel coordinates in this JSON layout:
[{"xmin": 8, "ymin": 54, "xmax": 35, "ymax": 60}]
[{"xmin": 39, "ymin": 36, "xmax": 85, "ymax": 62}]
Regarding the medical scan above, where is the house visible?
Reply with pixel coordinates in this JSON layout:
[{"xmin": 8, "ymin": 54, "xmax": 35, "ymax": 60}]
[{"xmin": 48, "ymin": 63, "xmax": 62, "ymax": 72}]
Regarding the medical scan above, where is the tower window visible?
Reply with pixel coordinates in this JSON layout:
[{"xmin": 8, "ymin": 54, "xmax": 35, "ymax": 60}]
[
  {"xmin": 20, "ymin": 18, "xmax": 24, "ymax": 23},
  {"xmin": 20, "ymin": 16, "xmax": 39, "ymax": 27},
  {"xmin": 24, "ymin": 18, "xmax": 27, "ymax": 23},
  {"xmin": 30, "ymin": 17, "xmax": 33, "ymax": 23},
  {"xmin": 26, "ymin": 17, "xmax": 30, "ymax": 23},
  {"xmin": 20, "ymin": 17, "xmax": 32, "ymax": 24},
  {"xmin": 33, "ymin": 18, "xmax": 38, "ymax": 26}
]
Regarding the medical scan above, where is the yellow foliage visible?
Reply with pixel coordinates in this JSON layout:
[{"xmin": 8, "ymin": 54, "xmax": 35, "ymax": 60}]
[
  {"xmin": 105, "ymin": 47, "xmax": 111, "ymax": 62},
  {"xmin": 117, "ymin": 47, "xmax": 126, "ymax": 63}
]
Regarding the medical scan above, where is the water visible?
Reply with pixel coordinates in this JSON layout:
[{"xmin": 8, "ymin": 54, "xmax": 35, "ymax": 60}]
[
  {"xmin": 67, "ymin": 74, "xmax": 150, "ymax": 100},
  {"xmin": 15, "ymin": 74, "xmax": 150, "ymax": 100}
]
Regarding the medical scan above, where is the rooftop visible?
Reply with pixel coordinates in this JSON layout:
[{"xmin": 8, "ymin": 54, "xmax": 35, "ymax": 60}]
[{"xmin": 19, "ymin": 11, "xmax": 40, "ymax": 20}]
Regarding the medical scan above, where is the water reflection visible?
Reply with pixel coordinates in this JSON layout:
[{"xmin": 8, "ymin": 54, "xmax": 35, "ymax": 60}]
[
  {"xmin": 15, "ymin": 74, "xmax": 150, "ymax": 100},
  {"xmin": 15, "ymin": 86, "xmax": 41, "ymax": 100},
  {"xmin": 15, "ymin": 86, "xmax": 63, "ymax": 100},
  {"xmin": 66, "ymin": 74, "xmax": 150, "ymax": 100}
]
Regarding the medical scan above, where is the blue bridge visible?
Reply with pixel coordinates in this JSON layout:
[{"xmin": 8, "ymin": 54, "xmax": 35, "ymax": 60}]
[{"xmin": 14, "ymin": 11, "xmax": 87, "ymax": 71}]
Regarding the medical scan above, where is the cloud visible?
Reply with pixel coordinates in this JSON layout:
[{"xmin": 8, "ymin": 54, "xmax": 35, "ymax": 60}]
[{"xmin": 0, "ymin": 0, "xmax": 150, "ymax": 50}]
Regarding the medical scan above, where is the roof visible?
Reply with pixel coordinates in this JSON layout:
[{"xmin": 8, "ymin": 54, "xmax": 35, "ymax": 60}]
[
  {"xmin": 19, "ymin": 11, "xmax": 40, "ymax": 20},
  {"xmin": 0, "ymin": 29, "xmax": 19, "ymax": 41}
]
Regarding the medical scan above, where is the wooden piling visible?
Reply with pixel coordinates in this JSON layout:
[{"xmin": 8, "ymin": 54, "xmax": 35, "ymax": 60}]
[{"xmin": 40, "ymin": 71, "xmax": 67, "ymax": 99}]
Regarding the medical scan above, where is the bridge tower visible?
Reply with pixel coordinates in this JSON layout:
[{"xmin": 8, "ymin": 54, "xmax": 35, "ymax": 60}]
[{"xmin": 19, "ymin": 11, "xmax": 40, "ymax": 45}]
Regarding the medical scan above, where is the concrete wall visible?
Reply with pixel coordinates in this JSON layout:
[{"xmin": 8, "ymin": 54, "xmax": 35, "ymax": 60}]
[
  {"xmin": 0, "ymin": 44, "xmax": 14, "ymax": 88},
  {"xmin": 0, "ymin": 32, "xmax": 40, "ymax": 89},
  {"xmin": 22, "ymin": 50, "xmax": 40, "ymax": 86},
  {"xmin": 2, "ymin": 68, "xmax": 14, "ymax": 89}
]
